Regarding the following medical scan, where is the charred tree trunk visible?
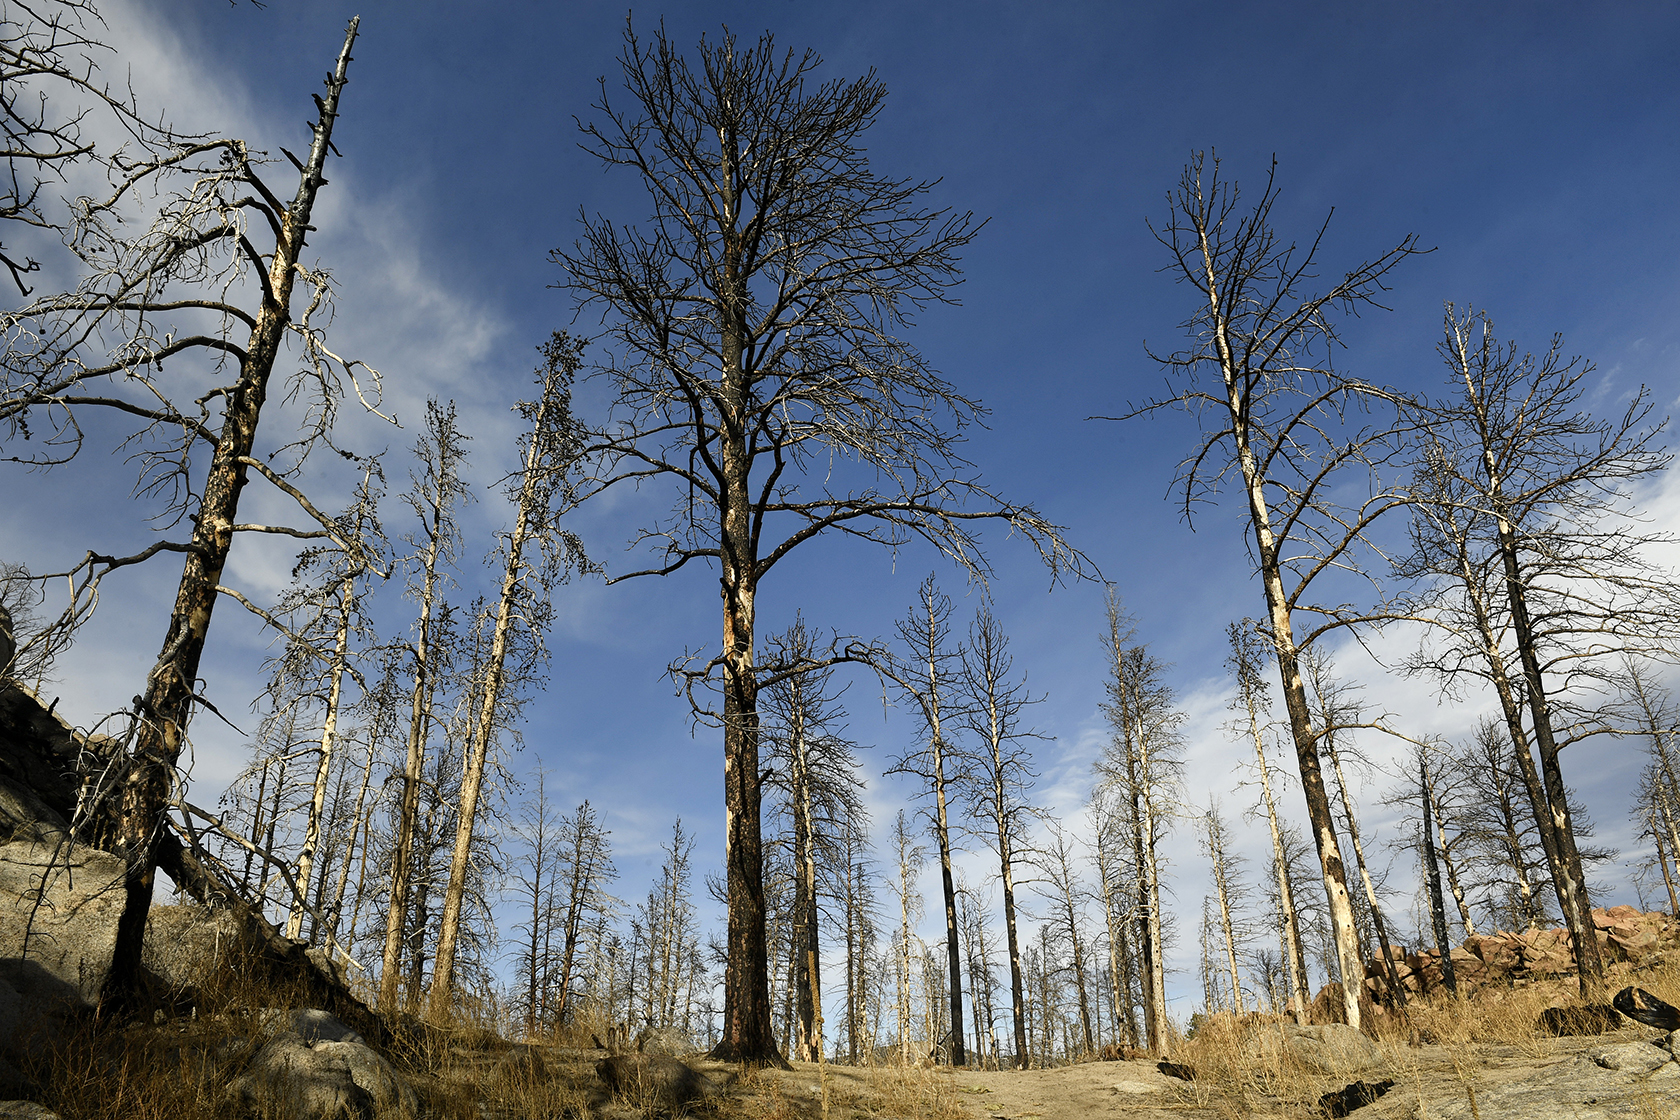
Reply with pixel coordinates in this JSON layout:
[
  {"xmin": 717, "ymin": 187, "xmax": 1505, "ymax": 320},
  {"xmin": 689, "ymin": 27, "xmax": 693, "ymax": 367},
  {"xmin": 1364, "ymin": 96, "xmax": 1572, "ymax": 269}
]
[
  {"xmin": 1419, "ymin": 758, "xmax": 1458, "ymax": 995},
  {"xmin": 102, "ymin": 20, "xmax": 360, "ymax": 1012}
]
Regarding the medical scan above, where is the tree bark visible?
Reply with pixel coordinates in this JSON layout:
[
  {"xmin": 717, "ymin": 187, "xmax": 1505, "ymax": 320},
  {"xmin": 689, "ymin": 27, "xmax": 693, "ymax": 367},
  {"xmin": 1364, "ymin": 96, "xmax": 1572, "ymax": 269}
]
[
  {"xmin": 380, "ymin": 442, "xmax": 452, "ymax": 1010},
  {"xmin": 1322, "ymin": 727, "xmax": 1407, "ymax": 1010}
]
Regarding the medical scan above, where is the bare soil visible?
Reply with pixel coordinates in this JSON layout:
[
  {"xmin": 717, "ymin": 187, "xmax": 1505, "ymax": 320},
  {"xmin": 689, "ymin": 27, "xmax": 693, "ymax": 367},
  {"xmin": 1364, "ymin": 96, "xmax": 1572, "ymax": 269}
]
[{"xmin": 661, "ymin": 1029, "xmax": 1680, "ymax": 1120}]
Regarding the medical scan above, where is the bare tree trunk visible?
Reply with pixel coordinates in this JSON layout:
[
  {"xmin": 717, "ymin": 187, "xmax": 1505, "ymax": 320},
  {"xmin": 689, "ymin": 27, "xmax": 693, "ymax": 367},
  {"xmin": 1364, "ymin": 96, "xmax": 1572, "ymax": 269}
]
[
  {"xmin": 1419, "ymin": 758, "xmax": 1458, "ymax": 995},
  {"xmin": 102, "ymin": 20, "xmax": 360, "ymax": 1011},
  {"xmin": 1426, "ymin": 770, "xmax": 1477, "ymax": 939},
  {"xmin": 327, "ymin": 735, "xmax": 379, "ymax": 947},
  {"xmin": 1652, "ymin": 803, "xmax": 1680, "ymax": 916},
  {"xmin": 1494, "ymin": 512, "xmax": 1604, "ymax": 989},
  {"xmin": 1203, "ymin": 804, "xmax": 1246, "ymax": 1014},
  {"xmin": 291, "ymin": 570, "xmax": 356, "ymax": 940},
  {"xmin": 432, "ymin": 386, "xmax": 563, "ymax": 1013},
  {"xmin": 1230, "ymin": 622, "xmax": 1311, "ymax": 1019},
  {"xmin": 1000, "ymin": 812, "xmax": 1028, "ymax": 1065},
  {"xmin": 1321, "ymin": 723, "xmax": 1407, "ymax": 1011},
  {"xmin": 379, "ymin": 408, "xmax": 460, "ymax": 1010}
]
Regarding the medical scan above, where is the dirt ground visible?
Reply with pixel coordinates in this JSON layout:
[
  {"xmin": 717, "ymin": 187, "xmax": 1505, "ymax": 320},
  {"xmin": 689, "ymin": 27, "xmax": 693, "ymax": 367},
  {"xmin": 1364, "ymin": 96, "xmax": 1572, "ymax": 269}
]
[{"xmin": 693, "ymin": 1028, "xmax": 1680, "ymax": 1120}]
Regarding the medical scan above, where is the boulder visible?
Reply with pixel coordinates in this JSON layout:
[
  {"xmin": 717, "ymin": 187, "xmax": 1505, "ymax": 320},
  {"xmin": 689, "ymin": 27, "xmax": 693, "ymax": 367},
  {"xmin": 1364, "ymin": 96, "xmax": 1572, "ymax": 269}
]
[
  {"xmin": 0, "ymin": 838, "xmax": 127, "ymax": 1009},
  {"xmin": 596, "ymin": 1054, "xmax": 716, "ymax": 1109},
  {"xmin": 1422, "ymin": 1054, "xmax": 1676, "ymax": 1119},
  {"xmin": 1243, "ymin": 1022, "xmax": 1384, "ymax": 1075},
  {"xmin": 0, "ymin": 1104, "xmax": 59, "ymax": 1120},
  {"xmin": 0, "ymin": 683, "xmax": 82, "ymax": 827},
  {"xmin": 1591, "ymin": 1041, "xmax": 1672, "ymax": 1075},
  {"xmin": 279, "ymin": 1008, "xmax": 366, "ymax": 1045},
  {"xmin": 635, "ymin": 1024, "xmax": 693, "ymax": 1056},
  {"xmin": 227, "ymin": 1019, "xmax": 416, "ymax": 1120}
]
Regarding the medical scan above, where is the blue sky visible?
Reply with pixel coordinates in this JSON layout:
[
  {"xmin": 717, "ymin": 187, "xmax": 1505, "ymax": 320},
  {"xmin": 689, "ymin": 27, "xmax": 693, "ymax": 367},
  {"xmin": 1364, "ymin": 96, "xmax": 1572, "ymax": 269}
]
[{"xmin": 6, "ymin": 0, "xmax": 1680, "ymax": 1024}]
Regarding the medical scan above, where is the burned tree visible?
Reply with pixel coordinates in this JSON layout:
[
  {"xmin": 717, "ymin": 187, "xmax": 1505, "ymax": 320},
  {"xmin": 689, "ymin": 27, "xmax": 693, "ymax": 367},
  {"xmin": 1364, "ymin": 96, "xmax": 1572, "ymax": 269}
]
[
  {"xmin": 1119, "ymin": 156, "xmax": 1423, "ymax": 1028},
  {"xmin": 878, "ymin": 577, "xmax": 970, "ymax": 1065},
  {"xmin": 1225, "ymin": 620, "xmax": 1310, "ymax": 1017},
  {"xmin": 0, "ymin": 19, "xmax": 377, "ymax": 1011},
  {"xmin": 956, "ymin": 603, "xmax": 1043, "ymax": 1066},
  {"xmin": 1402, "ymin": 306, "xmax": 1677, "ymax": 992},
  {"xmin": 554, "ymin": 23, "xmax": 1079, "ymax": 1062},
  {"xmin": 762, "ymin": 615, "xmax": 865, "ymax": 1062},
  {"xmin": 1096, "ymin": 593, "xmax": 1182, "ymax": 1051},
  {"xmin": 429, "ymin": 333, "xmax": 590, "ymax": 1014},
  {"xmin": 380, "ymin": 401, "xmax": 469, "ymax": 1009}
]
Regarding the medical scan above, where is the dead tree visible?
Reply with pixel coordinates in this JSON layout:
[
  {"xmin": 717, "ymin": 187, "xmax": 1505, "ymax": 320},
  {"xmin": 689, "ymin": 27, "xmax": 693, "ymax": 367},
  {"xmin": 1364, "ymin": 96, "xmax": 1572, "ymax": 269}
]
[
  {"xmin": 1417, "ymin": 749, "xmax": 1458, "ymax": 995},
  {"xmin": 1090, "ymin": 786, "xmax": 1140, "ymax": 1047},
  {"xmin": 285, "ymin": 463, "xmax": 385, "ymax": 941},
  {"xmin": 0, "ymin": 0, "xmax": 182, "ymax": 294},
  {"xmin": 1096, "ymin": 593, "xmax": 1181, "ymax": 1051},
  {"xmin": 1402, "ymin": 306, "xmax": 1678, "ymax": 992},
  {"xmin": 762, "ymin": 615, "xmax": 865, "ymax": 1062},
  {"xmin": 839, "ymin": 813, "xmax": 877, "ymax": 1064},
  {"xmin": 554, "ymin": 22, "xmax": 1082, "ymax": 1063},
  {"xmin": 1036, "ymin": 824, "xmax": 1095, "ymax": 1056},
  {"xmin": 1116, "ymin": 155, "xmax": 1423, "ymax": 1029},
  {"xmin": 380, "ymin": 401, "xmax": 469, "ymax": 1009},
  {"xmin": 1304, "ymin": 650, "xmax": 1408, "ymax": 1010},
  {"xmin": 956, "ymin": 603, "xmax": 1043, "ymax": 1066},
  {"xmin": 0, "ymin": 18, "xmax": 374, "ymax": 1012},
  {"xmin": 551, "ymin": 798, "xmax": 617, "ymax": 1026},
  {"xmin": 1199, "ymin": 799, "xmax": 1249, "ymax": 1014},
  {"xmin": 877, "ymin": 577, "xmax": 970, "ymax": 1065},
  {"xmin": 429, "ymin": 333, "xmax": 589, "ymax": 1014},
  {"xmin": 1225, "ymin": 620, "xmax": 1310, "ymax": 1018},
  {"xmin": 1452, "ymin": 719, "xmax": 1550, "ymax": 930},
  {"xmin": 889, "ymin": 809, "xmax": 926, "ymax": 1066}
]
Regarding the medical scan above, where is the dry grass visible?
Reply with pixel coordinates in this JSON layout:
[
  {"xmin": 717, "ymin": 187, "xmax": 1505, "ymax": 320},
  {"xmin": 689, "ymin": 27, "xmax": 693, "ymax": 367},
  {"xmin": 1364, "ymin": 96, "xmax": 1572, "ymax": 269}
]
[{"xmin": 14, "ymin": 1011, "xmax": 269, "ymax": 1120}]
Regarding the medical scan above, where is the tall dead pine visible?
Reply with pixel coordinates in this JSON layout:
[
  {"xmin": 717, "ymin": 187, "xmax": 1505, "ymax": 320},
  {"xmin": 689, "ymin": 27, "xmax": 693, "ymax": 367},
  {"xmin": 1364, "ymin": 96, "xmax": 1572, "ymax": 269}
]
[
  {"xmin": 1121, "ymin": 157, "xmax": 1423, "ymax": 1027},
  {"xmin": 430, "ymin": 334, "xmax": 588, "ymax": 1013}
]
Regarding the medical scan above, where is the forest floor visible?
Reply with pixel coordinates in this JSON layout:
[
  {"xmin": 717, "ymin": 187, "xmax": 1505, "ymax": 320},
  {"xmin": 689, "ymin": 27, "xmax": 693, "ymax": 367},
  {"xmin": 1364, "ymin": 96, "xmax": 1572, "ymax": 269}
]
[
  {"xmin": 467, "ymin": 1025, "xmax": 1680, "ymax": 1120},
  {"xmin": 693, "ymin": 1035, "xmax": 1680, "ymax": 1120}
]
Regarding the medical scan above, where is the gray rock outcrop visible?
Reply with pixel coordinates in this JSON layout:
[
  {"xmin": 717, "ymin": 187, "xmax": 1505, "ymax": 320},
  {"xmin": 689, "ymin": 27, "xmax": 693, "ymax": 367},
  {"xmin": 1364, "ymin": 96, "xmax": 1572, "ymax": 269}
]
[
  {"xmin": 226, "ymin": 1011, "xmax": 416, "ymax": 1120},
  {"xmin": 1424, "ymin": 1053, "xmax": 1678, "ymax": 1119},
  {"xmin": 0, "ymin": 837, "xmax": 126, "ymax": 1009},
  {"xmin": 0, "ymin": 1103, "xmax": 60, "ymax": 1120},
  {"xmin": 1591, "ymin": 1040, "xmax": 1671, "ymax": 1074},
  {"xmin": 634, "ymin": 1024, "xmax": 693, "ymax": 1056}
]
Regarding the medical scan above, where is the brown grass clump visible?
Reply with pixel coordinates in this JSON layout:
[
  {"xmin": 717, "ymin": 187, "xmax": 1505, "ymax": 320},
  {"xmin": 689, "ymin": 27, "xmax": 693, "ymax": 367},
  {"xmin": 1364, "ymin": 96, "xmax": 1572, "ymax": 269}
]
[{"xmin": 13, "ymin": 1011, "xmax": 269, "ymax": 1120}]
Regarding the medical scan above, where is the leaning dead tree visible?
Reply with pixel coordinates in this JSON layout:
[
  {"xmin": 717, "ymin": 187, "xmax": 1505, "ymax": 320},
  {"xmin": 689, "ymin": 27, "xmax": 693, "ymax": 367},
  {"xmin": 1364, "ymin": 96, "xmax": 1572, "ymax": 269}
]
[
  {"xmin": 554, "ymin": 22, "xmax": 1082, "ymax": 1063},
  {"xmin": 0, "ymin": 19, "xmax": 378, "ymax": 1012},
  {"xmin": 1117, "ymin": 154, "xmax": 1423, "ymax": 1029}
]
